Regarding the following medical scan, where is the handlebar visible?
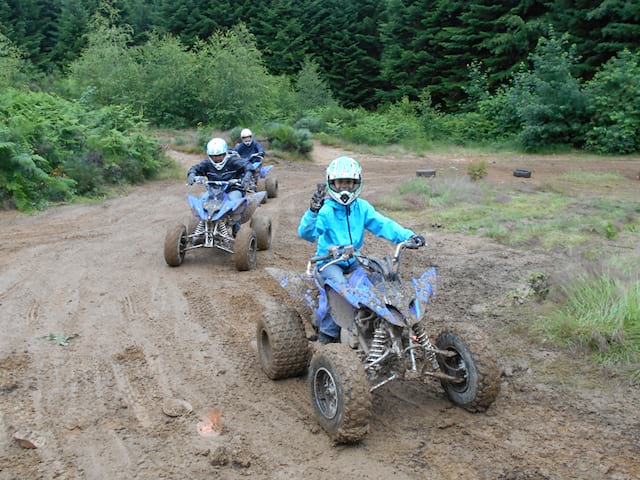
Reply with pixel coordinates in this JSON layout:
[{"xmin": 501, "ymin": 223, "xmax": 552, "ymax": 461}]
[{"xmin": 305, "ymin": 240, "xmax": 426, "ymax": 276}]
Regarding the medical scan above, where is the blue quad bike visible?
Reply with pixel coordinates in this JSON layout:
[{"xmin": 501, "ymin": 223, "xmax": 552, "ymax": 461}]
[
  {"xmin": 164, "ymin": 177, "xmax": 272, "ymax": 271},
  {"xmin": 257, "ymin": 239, "xmax": 501, "ymax": 443}
]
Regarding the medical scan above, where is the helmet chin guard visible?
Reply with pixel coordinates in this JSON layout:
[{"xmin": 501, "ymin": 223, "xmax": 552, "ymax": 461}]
[{"xmin": 206, "ymin": 138, "xmax": 229, "ymax": 170}]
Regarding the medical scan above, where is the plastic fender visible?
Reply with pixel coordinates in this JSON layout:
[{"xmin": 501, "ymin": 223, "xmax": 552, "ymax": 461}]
[
  {"xmin": 188, "ymin": 194, "xmax": 207, "ymax": 220},
  {"xmin": 411, "ymin": 267, "xmax": 437, "ymax": 319},
  {"xmin": 260, "ymin": 165, "xmax": 274, "ymax": 178},
  {"xmin": 324, "ymin": 271, "xmax": 401, "ymax": 327}
]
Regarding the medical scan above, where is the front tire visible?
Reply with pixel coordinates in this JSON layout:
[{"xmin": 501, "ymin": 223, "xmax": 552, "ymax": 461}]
[
  {"xmin": 164, "ymin": 224, "xmax": 187, "ymax": 266},
  {"xmin": 257, "ymin": 309, "xmax": 308, "ymax": 380},
  {"xmin": 309, "ymin": 344, "xmax": 372, "ymax": 444},
  {"xmin": 251, "ymin": 215, "xmax": 272, "ymax": 251},
  {"xmin": 435, "ymin": 327, "xmax": 500, "ymax": 412},
  {"xmin": 233, "ymin": 224, "xmax": 257, "ymax": 271}
]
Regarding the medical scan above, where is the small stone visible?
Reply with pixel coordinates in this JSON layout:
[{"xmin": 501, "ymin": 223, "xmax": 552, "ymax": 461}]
[
  {"xmin": 209, "ymin": 446, "xmax": 229, "ymax": 466},
  {"xmin": 13, "ymin": 431, "xmax": 45, "ymax": 449},
  {"xmin": 162, "ymin": 398, "xmax": 193, "ymax": 417}
]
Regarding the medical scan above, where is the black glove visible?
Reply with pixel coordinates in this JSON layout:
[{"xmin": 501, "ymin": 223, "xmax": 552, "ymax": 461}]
[
  {"xmin": 187, "ymin": 172, "xmax": 196, "ymax": 185},
  {"xmin": 310, "ymin": 189, "xmax": 325, "ymax": 213},
  {"xmin": 410, "ymin": 234, "xmax": 426, "ymax": 247}
]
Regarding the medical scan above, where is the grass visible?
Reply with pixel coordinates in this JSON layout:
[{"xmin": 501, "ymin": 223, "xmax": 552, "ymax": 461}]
[
  {"xmin": 380, "ymin": 168, "xmax": 640, "ymax": 379},
  {"xmin": 381, "ymin": 175, "xmax": 640, "ymax": 249},
  {"xmin": 534, "ymin": 273, "xmax": 640, "ymax": 381}
]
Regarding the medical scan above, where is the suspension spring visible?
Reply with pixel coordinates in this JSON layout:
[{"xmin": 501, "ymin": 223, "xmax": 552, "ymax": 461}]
[
  {"xmin": 365, "ymin": 326, "xmax": 389, "ymax": 368},
  {"xmin": 193, "ymin": 221, "xmax": 205, "ymax": 236},
  {"xmin": 413, "ymin": 322, "xmax": 439, "ymax": 370}
]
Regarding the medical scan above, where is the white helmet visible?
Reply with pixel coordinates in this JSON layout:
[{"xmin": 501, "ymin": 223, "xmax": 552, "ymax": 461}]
[
  {"xmin": 240, "ymin": 128, "xmax": 253, "ymax": 146},
  {"xmin": 206, "ymin": 138, "xmax": 228, "ymax": 170},
  {"xmin": 326, "ymin": 156, "xmax": 362, "ymax": 206}
]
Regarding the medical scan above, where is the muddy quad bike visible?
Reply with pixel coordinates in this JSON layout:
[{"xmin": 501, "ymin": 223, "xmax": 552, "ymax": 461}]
[
  {"xmin": 240, "ymin": 152, "xmax": 278, "ymax": 202},
  {"xmin": 257, "ymin": 239, "xmax": 501, "ymax": 443},
  {"xmin": 164, "ymin": 177, "xmax": 272, "ymax": 271}
]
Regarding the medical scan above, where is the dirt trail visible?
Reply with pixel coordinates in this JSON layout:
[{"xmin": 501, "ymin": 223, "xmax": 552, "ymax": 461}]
[{"xmin": 0, "ymin": 145, "xmax": 639, "ymax": 480}]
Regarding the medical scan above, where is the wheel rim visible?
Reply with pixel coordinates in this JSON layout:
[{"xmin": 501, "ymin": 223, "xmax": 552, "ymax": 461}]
[
  {"xmin": 259, "ymin": 328, "xmax": 272, "ymax": 364},
  {"xmin": 313, "ymin": 367, "xmax": 338, "ymax": 419},
  {"xmin": 440, "ymin": 348, "xmax": 469, "ymax": 392},
  {"xmin": 178, "ymin": 231, "xmax": 186, "ymax": 259},
  {"xmin": 249, "ymin": 236, "xmax": 257, "ymax": 265}
]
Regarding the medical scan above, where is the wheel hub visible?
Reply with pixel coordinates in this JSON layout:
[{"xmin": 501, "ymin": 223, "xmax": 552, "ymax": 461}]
[{"xmin": 313, "ymin": 367, "xmax": 338, "ymax": 419}]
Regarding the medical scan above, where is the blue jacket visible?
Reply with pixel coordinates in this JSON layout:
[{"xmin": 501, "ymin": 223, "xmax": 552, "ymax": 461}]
[
  {"xmin": 298, "ymin": 197, "xmax": 415, "ymax": 261},
  {"xmin": 232, "ymin": 140, "xmax": 265, "ymax": 162}
]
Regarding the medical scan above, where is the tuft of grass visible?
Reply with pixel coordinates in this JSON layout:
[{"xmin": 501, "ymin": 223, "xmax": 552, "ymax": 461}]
[
  {"xmin": 535, "ymin": 273, "xmax": 640, "ymax": 379},
  {"xmin": 467, "ymin": 159, "xmax": 488, "ymax": 181}
]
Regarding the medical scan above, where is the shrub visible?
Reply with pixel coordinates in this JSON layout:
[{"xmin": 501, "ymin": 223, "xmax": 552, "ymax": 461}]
[
  {"xmin": 265, "ymin": 123, "xmax": 313, "ymax": 154},
  {"xmin": 467, "ymin": 160, "xmax": 488, "ymax": 181},
  {"xmin": 584, "ymin": 50, "xmax": 640, "ymax": 154}
]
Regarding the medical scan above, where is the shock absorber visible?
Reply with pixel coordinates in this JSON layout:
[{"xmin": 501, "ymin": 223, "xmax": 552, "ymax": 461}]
[
  {"xmin": 193, "ymin": 221, "xmax": 205, "ymax": 237},
  {"xmin": 365, "ymin": 325, "xmax": 389, "ymax": 369},
  {"xmin": 413, "ymin": 322, "xmax": 439, "ymax": 370}
]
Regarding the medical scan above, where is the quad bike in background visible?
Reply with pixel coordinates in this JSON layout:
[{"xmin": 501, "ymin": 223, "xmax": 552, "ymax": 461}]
[
  {"xmin": 238, "ymin": 152, "xmax": 278, "ymax": 202},
  {"xmin": 257, "ymin": 239, "xmax": 501, "ymax": 443},
  {"xmin": 164, "ymin": 177, "xmax": 272, "ymax": 271}
]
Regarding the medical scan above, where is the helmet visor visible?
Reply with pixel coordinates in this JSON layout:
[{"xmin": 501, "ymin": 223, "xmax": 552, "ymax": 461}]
[{"xmin": 329, "ymin": 178, "xmax": 359, "ymax": 193}]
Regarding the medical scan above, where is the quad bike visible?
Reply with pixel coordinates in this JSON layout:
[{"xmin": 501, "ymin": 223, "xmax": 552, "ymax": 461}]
[
  {"xmin": 257, "ymin": 239, "xmax": 501, "ymax": 443},
  {"xmin": 163, "ymin": 176, "xmax": 272, "ymax": 271},
  {"xmin": 240, "ymin": 152, "xmax": 278, "ymax": 202}
]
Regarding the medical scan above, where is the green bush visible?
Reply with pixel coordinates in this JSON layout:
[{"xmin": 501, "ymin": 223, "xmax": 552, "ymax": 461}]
[
  {"xmin": 294, "ymin": 116, "xmax": 326, "ymax": 133},
  {"xmin": 584, "ymin": 50, "xmax": 640, "ymax": 154},
  {"xmin": 0, "ymin": 89, "xmax": 162, "ymax": 210},
  {"xmin": 467, "ymin": 160, "xmax": 488, "ymax": 181},
  {"xmin": 265, "ymin": 123, "xmax": 313, "ymax": 154},
  {"xmin": 509, "ymin": 31, "xmax": 589, "ymax": 151}
]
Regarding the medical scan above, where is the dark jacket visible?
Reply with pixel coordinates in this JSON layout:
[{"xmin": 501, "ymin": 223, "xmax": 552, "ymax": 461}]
[
  {"xmin": 187, "ymin": 154, "xmax": 254, "ymax": 187},
  {"xmin": 232, "ymin": 139, "xmax": 265, "ymax": 161}
]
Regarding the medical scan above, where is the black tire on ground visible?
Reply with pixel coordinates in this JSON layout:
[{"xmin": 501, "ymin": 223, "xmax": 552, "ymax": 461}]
[
  {"xmin": 435, "ymin": 326, "xmax": 501, "ymax": 412},
  {"xmin": 265, "ymin": 176, "xmax": 278, "ymax": 198},
  {"xmin": 164, "ymin": 224, "xmax": 187, "ymax": 267},
  {"xmin": 251, "ymin": 215, "xmax": 272, "ymax": 251},
  {"xmin": 416, "ymin": 169, "xmax": 436, "ymax": 178},
  {"xmin": 257, "ymin": 309, "xmax": 309, "ymax": 380},
  {"xmin": 233, "ymin": 224, "xmax": 257, "ymax": 271},
  {"xmin": 257, "ymin": 178, "xmax": 268, "ymax": 204},
  {"xmin": 309, "ymin": 343, "xmax": 372, "ymax": 444},
  {"xmin": 513, "ymin": 169, "xmax": 532, "ymax": 178}
]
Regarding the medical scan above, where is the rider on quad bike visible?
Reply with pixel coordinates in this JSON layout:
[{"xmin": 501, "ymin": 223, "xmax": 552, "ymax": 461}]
[{"xmin": 298, "ymin": 156, "xmax": 426, "ymax": 344}]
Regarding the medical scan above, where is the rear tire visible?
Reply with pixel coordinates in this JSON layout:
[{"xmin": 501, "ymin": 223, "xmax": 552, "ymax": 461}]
[
  {"xmin": 435, "ymin": 327, "xmax": 500, "ymax": 412},
  {"xmin": 265, "ymin": 176, "xmax": 278, "ymax": 198},
  {"xmin": 251, "ymin": 215, "xmax": 272, "ymax": 251},
  {"xmin": 164, "ymin": 224, "xmax": 187, "ymax": 267},
  {"xmin": 309, "ymin": 344, "xmax": 371, "ymax": 444},
  {"xmin": 257, "ymin": 179, "xmax": 268, "ymax": 204},
  {"xmin": 233, "ymin": 224, "xmax": 257, "ymax": 271},
  {"xmin": 257, "ymin": 309, "xmax": 308, "ymax": 380}
]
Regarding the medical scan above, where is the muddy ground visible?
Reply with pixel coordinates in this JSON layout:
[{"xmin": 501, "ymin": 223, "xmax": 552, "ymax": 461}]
[{"xmin": 1, "ymin": 143, "xmax": 639, "ymax": 480}]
